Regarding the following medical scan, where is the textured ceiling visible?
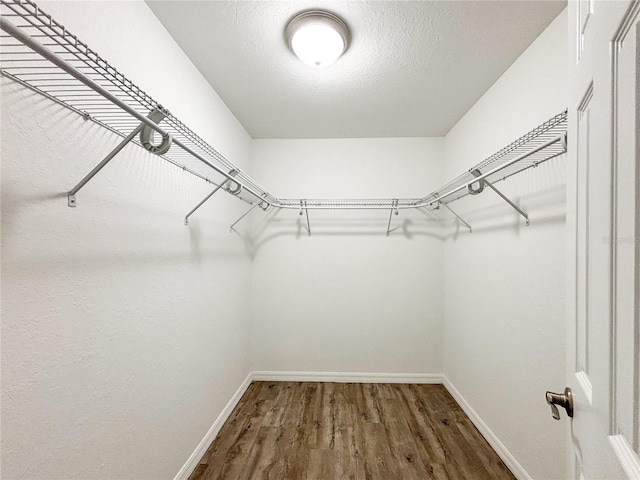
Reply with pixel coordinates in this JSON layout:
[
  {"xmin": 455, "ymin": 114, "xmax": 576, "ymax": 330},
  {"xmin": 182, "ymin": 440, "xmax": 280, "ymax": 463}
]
[{"xmin": 146, "ymin": 1, "xmax": 565, "ymax": 139}]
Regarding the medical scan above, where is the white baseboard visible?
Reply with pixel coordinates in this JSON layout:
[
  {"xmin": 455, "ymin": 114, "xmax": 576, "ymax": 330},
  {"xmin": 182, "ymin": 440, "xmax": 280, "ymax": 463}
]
[
  {"xmin": 173, "ymin": 372, "xmax": 253, "ymax": 480},
  {"xmin": 442, "ymin": 376, "xmax": 531, "ymax": 480},
  {"xmin": 251, "ymin": 370, "xmax": 444, "ymax": 384}
]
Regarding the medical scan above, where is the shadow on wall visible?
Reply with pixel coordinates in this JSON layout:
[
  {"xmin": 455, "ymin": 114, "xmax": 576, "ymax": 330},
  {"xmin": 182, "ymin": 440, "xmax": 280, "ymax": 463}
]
[
  {"xmin": 236, "ymin": 163, "xmax": 567, "ymax": 255},
  {"xmin": 4, "ymin": 82, "xmax": 568, "ymax": 262},
  {"xmin": 1, "ymin": 84, "xmax": 251, "ymax": 272},
  {"xmin": 237, "ymin": 150, "xmax": 567, "ymax": 253},
  {"xmin": 239, "ymin": 207, "xmax": 447, "ymax": 255},
  {"xmin": 234, "ymin": 187, "xmax": 568, "ymax": 255},
  {"xmin": 440, "ymin": 154, "xmax": 568, "ymax": 240},
  {"xmin": 440, "ymin": 183, "xmax": 567, "ymax": 241}
]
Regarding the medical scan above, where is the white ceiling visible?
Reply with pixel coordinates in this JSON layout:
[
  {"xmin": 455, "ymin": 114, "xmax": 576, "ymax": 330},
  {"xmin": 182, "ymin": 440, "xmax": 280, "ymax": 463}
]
[{"xmin": 146, "ymin": 1, "xmax": 566, "ymax": 139}]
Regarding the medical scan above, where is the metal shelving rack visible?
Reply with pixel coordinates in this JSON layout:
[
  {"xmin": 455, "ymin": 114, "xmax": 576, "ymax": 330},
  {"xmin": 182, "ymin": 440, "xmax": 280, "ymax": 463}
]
[
  {"xmin": 0, "ymin": 0, "xmax": 568, "ymax": 234},
  {"xmin": 0, "ymin": 0, "xmax": 275, "ymax": 224}
]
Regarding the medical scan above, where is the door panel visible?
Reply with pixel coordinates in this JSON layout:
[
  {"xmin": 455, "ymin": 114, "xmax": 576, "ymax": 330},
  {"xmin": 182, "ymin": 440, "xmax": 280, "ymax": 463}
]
[
  {"xmin": 568, "ymin": 1, "xmax": 639, "ymax": 479},
  {"xmin": 609, "ymin": 4, "xmax": 640, "ymax": 477},
  {"xmin": 575, "ymin": 82, "xmax": 594, "ymax": 402},
  {"xmin": 577, "ymin": 0, "xmax": 595, "ymax": 60}
]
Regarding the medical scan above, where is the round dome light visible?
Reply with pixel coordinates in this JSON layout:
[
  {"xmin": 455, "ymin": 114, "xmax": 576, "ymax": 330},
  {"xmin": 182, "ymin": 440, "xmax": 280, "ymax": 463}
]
[{"xmin": 285, "ymin": 10, "xmax": 350, "ymax": 68}]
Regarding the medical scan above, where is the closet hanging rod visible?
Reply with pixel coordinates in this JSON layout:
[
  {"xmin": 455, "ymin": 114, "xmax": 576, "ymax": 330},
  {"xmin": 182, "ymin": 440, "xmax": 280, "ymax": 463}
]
[
  {"xmin": 0, "ymin": 16, "xmax": 269, "ymax": 207},
  {"xmin": 275, "ymin": 202, "xmax": 422, "ymax": 210}
]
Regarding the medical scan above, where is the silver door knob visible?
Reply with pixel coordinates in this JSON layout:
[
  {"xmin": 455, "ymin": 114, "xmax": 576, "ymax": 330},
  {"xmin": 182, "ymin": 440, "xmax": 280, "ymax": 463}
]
[{"xmin": 545, "ymin": 387, "xmax": 574, "ymax": 420}]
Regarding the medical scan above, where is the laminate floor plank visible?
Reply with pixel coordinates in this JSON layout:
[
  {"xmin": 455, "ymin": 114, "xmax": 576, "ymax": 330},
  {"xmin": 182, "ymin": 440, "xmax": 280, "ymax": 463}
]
[
  {"xmin": 196, "ymin": 383, "xmax": 276, "ymax": 480},
  {"xmin": 189, "ymin": 382, "xmax": 515, "ymax": 480},
  {"xmin": 395, "ymin": 384, "xmax": 447, "ymax": 466}
]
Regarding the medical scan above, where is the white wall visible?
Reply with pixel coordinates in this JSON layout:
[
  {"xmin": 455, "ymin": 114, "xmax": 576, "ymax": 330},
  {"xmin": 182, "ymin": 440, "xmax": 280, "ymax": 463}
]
[
  {"xmin": 442, "ymin": 10, "xmax": 568, "ymax": 480},
  {"xmin": 2, "ymin": 2, "xmax": 570, "ymax": 479},
  {"xmin": 250, "ymin": 138, "xmax": 445, "ymax": 374},
  {"xmin": 1, "ymin": 2, "xmax": 253, "ymax": 479}
]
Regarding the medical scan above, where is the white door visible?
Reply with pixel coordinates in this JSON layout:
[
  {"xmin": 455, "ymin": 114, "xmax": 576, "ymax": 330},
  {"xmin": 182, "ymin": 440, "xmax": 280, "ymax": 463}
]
[{"xmin": 566, "ymin": 0, "xmax": 640, "ymax": 479}]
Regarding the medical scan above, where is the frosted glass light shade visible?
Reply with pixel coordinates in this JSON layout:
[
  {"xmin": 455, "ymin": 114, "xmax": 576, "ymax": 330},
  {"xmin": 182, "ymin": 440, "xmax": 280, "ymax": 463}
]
[{"xmin": 286, "ymin": 11, "xmax": 350, "ymax": 68}]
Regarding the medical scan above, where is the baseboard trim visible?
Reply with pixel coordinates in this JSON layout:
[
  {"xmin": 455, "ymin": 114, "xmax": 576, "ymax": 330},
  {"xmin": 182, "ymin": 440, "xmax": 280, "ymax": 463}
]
[
  {"xmin": 173, "ymin": 372, "xmax": 253, "ymax": 480},
  {"xmin": 252, "ymin": 370, "xmax": 444, "ymax": 384},
  {"xmin": 442, "ymin": 376, "xmax": 531, "ymax": 480}
]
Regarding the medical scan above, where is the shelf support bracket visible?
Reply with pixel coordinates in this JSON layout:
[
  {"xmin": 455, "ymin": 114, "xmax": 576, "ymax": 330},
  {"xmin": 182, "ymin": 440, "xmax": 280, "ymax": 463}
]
[
  {"xmin": 67, "ymin": 108, "xmax": 167, "ymax": 207},
  {"xmin": 467, "ymin": 168, "xmax": 529, "ymax": 226},
  {"xmin": 184, "ymin": 178, "xmax": 229, "ymax": 225},
  {"xmin": 441, "ymin": 202, "xmax": 472, "ymax": 233},
  {"xmin": 230, "ymin": 195, "xmax": 266, "ymax": 232},
  {"xmin": 299, "ymin": 200, "xmax": 311, "ymax": 236},
  {"xmin": 467, "ymin": 169, "xmax": 485, "ymax": 195},
  {"xmin": 483, "ymin": 178, "xmax": 530, "ymax": 226},
  {"xmin": 386, "ymin": 199, "xmax": 399, "ymax": 236}
]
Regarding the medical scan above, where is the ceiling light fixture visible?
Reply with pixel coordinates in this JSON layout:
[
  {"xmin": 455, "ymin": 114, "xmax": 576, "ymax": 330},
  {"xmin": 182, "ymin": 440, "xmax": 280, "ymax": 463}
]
[{"xmin": 285, "ymin": 10, "xmax": 350, "ymax": 68}]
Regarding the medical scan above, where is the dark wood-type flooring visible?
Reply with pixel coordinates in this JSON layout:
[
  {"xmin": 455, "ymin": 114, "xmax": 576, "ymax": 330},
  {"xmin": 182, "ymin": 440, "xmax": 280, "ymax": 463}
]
[{"xmin": 189, "ymin": 382, "xmax": 515, "ymax": 480}]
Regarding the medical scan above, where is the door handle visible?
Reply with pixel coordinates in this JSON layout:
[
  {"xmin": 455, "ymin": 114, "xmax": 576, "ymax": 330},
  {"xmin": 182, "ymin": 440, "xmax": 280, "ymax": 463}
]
[{"xmin": 545, "ymin": 387, "xmax": 574, "ymax": 420}]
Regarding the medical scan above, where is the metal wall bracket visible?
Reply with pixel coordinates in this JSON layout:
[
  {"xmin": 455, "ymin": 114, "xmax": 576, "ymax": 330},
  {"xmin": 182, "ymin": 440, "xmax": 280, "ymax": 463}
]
[
  {"xmin": 226, "ymin": 170, "xmax": 243, "ymax": 196},
  {"xmin": 468, "ymin": 168, "xmax": 529, "ymax": 225},
  {"xmin": 229, "ymin": 194, "xmax": 268, "ymax": 232},
  {"xmin": 386, "ymin": 199, "xmax": 399, "ymax": 236},
  {"xmin": 299, "ymin": 200, "xmax": 311, "ymax": 236},
  {"xmin": 66, "ymin": 108, "xmax": 167, "ymax": 207},
  {"xmin": 483, "ymin": 179, "xmax": 530, "ymax": 226},
  {"xmin": 139, "ymin": 106, "xmax": 171, "ymax": 155},
  {"xmin": 184, "ymin": 178, "xmax": 229, "ymax": 225},
  {"xmin": 467, "ymin": 169, "xmax": 485, "ymax": 195},
  {"xmin": 442, "ymin": 202, "xmax": 472, "ymax": 233},
  {"xmin": 259, "ymin": 200, "xmax": 271, "ymax": 212},
  {"xmin": 230, "ymin": 202, "xmax": 260, "ymax": 232}
]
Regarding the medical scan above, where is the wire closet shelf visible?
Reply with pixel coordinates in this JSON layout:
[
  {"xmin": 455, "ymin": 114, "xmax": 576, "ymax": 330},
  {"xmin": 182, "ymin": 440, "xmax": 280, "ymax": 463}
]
[{"xmin": 0, "ymin": 0, "xmax": 568, "ymax": 229}]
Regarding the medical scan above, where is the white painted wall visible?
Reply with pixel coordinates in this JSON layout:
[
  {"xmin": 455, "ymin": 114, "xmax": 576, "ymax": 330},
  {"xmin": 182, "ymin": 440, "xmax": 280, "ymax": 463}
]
[
  {"xmin": 2, "ymin": 2, "xmax": 570, "ymax": 479},
  {"xmin": 442, "ymin": 10, "xmax": 568, "ymax": 480},
  {"xmin": 249, "ymin": 138, "xmax": 445, "ymax": 374},
  {"xmin": 1, "ymin": 2, "xmax": 253, "ymax": 479}
]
